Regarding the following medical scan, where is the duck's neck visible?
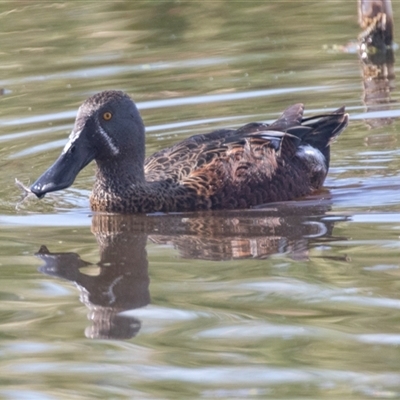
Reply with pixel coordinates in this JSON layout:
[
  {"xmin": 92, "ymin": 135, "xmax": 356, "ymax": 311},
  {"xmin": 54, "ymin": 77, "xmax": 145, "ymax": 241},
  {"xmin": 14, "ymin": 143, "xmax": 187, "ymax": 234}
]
[
  {"xmin": 91, "ymin": 157, "xmax": 193, "ymax": 213},
  {"xmin": 95, "ymin": 156, "xmax": 146, "ymax": 192}
]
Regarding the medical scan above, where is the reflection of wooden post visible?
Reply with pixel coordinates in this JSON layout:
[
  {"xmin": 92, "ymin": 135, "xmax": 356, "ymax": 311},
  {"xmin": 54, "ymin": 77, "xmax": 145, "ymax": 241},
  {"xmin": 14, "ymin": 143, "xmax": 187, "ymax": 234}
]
[{"xmin": 358, "ymin": 0, "xmax": 395, "ymax": 127}]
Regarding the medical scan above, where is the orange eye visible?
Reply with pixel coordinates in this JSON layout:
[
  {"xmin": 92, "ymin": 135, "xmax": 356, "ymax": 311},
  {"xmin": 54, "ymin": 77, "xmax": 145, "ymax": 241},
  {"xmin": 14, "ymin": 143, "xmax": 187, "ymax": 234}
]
[{"xmin": 103, "ymin": 112, "xmax": 112, "ymax": 121}]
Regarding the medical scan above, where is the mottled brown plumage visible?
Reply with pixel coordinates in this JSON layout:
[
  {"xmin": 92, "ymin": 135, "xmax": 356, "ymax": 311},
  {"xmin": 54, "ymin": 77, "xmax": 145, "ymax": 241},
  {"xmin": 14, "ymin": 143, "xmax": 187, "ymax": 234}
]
[{"xmin": 30, "ymin": 91, "xmax": 348, "ymax": 213}]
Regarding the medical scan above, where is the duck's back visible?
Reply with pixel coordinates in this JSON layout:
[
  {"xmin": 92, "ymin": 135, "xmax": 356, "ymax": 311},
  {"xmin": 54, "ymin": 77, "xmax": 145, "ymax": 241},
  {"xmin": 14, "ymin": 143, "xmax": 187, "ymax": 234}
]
[{"xmin": 143, "ymin": 104, "xmax": 347, "ymax": 210}]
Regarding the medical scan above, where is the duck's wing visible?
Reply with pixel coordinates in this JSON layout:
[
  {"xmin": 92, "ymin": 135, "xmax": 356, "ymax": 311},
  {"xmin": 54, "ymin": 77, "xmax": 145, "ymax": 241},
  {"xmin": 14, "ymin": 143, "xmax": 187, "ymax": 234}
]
[
  {"xmin": 144, "ymin": 126, "xmax": 298, "ymax": 184},
  {"xmin": 145, "ymin": 128, "xmax": 233, "ymax": 182},
  {"xmin": 144, "ymin": 104, "xmax": 304, "ymax": 183},
  {"xmin": 144, "ymin": 123, "xmax": 273, "ymax": 182},
  {"xmin": 144, "ymin": 104, "xmax": 347, "ymax": 189}
]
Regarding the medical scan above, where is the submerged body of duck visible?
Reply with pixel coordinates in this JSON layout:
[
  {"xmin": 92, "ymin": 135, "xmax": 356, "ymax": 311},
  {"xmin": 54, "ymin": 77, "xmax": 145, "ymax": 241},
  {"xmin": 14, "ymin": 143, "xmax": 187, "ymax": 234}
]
[{"xmin": 30, "ymin": 91, "xmax": 348, "ymax": 213}]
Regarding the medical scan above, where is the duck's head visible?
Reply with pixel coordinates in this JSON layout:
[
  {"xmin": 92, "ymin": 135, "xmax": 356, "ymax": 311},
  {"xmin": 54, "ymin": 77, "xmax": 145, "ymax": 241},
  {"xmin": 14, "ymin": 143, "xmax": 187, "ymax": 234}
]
[{"xmin": 30, "ymin": 90, "xmax": 145, "ymax": 198}]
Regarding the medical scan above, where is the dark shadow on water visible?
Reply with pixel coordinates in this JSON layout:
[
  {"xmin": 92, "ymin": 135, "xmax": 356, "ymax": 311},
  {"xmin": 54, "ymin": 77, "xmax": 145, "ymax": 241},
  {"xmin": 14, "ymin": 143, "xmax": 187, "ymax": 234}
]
[{"xmin": 36, "ymin": 199, "xmax": 349, "ymax": 340}]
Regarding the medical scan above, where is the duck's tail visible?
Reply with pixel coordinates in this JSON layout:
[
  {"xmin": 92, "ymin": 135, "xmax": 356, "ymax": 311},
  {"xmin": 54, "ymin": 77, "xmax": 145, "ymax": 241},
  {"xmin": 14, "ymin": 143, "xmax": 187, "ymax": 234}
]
[{"xmin": 296, "ymin": 107, "xmax": 348, "ymax": 168}]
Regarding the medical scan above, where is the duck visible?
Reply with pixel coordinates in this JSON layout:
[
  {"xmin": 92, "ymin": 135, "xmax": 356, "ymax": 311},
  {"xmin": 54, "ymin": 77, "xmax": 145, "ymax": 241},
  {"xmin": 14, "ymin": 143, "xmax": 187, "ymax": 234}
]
[{"xmin": 30, "ymin": 90, "xmax": 348, "ymax": 213}]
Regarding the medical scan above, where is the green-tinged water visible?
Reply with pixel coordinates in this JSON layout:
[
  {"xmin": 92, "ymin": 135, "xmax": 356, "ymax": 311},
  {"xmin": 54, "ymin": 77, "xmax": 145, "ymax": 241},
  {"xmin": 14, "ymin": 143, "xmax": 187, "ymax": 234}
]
[{"xmin": 0, "ymin": 1, "xmax": 400, "ymax": 399}]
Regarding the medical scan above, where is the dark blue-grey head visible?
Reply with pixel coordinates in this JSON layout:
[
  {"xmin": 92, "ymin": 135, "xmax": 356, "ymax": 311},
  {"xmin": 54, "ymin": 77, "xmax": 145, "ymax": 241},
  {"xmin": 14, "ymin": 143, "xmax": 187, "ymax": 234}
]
[{"xmin": 30, "ymin": 90, "xmax": 145, "ymax": 198}]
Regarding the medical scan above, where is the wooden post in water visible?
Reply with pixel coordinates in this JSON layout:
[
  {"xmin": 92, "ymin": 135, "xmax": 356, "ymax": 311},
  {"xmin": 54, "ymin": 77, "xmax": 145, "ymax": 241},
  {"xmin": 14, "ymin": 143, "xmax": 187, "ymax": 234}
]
[
  {"xmin": 358, "ymin": 0, "xmax": 394, "ymax": 48},
  {"xmin": 358, "ymin": 0, "xmax": 395, "ymax": 127}
]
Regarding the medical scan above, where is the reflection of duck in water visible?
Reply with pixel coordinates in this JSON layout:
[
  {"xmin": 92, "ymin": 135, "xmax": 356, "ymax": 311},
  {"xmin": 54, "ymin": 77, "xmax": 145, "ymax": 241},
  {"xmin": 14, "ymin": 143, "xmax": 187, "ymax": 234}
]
[
  {"xmin": 36, "ymin": 226, "xmax": 150, "ymax": 340},
  {"xmin": 30, "ymin": 91, "xmax": 347, "ymax": 213},
  {"xmin": 36, "ymin": 205, "xmax": 347, "ymax": 340}
]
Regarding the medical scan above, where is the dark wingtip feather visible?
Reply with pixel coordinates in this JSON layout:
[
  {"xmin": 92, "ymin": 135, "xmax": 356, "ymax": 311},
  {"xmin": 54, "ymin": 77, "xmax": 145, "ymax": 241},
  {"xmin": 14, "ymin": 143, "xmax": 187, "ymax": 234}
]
[{"xmin": 269, "ymin": 103, "xmax": 304, "ymax": 131}]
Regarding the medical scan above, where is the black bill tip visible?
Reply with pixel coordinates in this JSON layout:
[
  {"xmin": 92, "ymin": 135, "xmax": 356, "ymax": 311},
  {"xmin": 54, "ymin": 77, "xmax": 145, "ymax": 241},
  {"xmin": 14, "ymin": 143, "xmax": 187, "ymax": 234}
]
[{"xmin": 30, "ymin": 180, "xmax": 66, "ymax": 198}]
